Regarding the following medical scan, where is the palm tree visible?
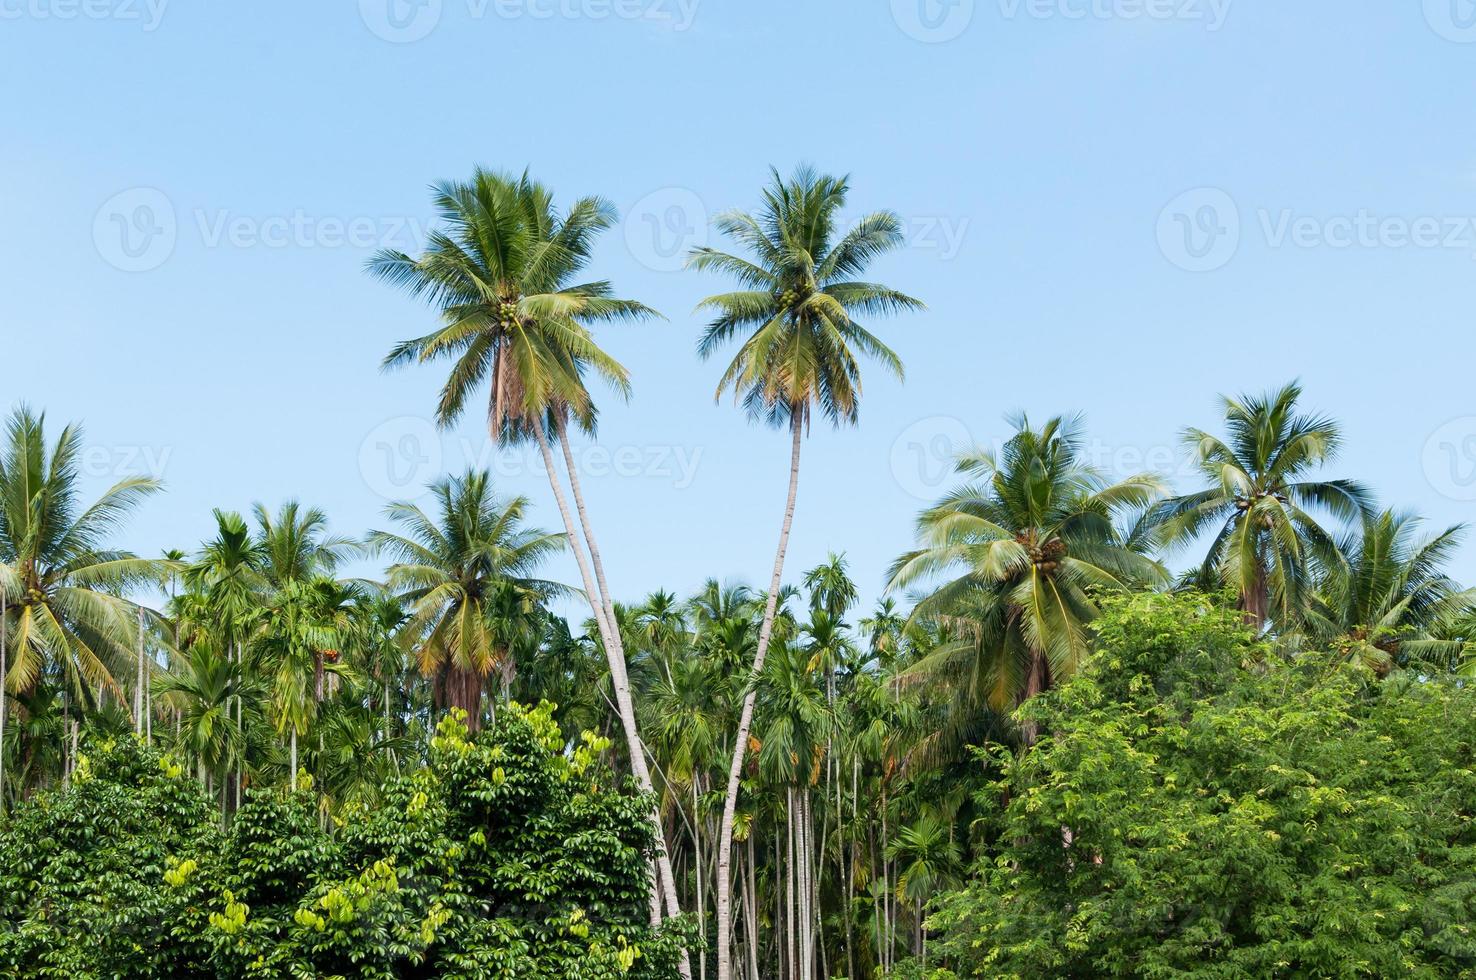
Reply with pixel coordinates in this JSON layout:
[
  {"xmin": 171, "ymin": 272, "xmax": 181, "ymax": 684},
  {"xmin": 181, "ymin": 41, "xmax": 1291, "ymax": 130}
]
[
  {"xmin": 156, "ymin": 641, "xmax": 263, "ymax": 808},
  {"xmin": 1151, "ymin": 382, "xmax": 1372, "ymax": 631},
  {"xmin": 1311, "ymin": 509, "xmax": 1475, "ymax": 673},
  {"xmin": 803, "ymin": 552, "xmax": 858, "ymax": 620},
  {"xmin": 371, "ymin": 169, "xmax": 689, "ymax": 940},
  {"xmin": 689, "ymin": 165, "xmax": 923, "ymax": 980},
  {"xmin": 887, "ymin": 415, "xmax": 1166, "ymax": 749},
  {"xmin": 367, "ymin": 470, "xmax": 565, "ymax": 731},
  {"xmin": 0, "ymin": 407, "xmax": 162, "ymax": 787}
]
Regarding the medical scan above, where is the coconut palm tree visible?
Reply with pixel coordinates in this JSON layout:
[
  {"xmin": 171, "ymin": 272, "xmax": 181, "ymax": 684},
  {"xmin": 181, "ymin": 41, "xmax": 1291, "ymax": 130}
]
[
  {"xmin": 1309, "ymin": 509, "xmax": 1475, "ymax": 672},
  {"xmin": 367, "ymin": 470, "xmax": 565, "ymax": 731},
  {"xmin": 1151, "ymin": 382, "xmax": 1373, "ymax": 631},
  {"xmin": 0, "ymin": 407, "xmax": 162, "ymax": 788},
  {"xmin": 371, "ymin": 169, "xmax": 689, "ymax": 942},
  {"xmin": 888, "ymin": 415, "xmax": 1166, "ymax": 749},
  {"xmin": 689, "ymin": 165, "xmax": 924, "ymax": 980}
]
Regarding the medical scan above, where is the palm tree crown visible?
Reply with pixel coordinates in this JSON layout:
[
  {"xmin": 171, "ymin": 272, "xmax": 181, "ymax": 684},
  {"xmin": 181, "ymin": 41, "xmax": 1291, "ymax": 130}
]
[
  {"xmin": 367, "ymin": 470, "xmax": 565, "ymax": 728},
  {"xmin": 1151, "ymin": 382, "xmax": 1373, "ymax": 630},
  {"xmin": 690, "ymin": 165, "xmax": 923, "ymax": 428},
  {"xmin": 372, "ymin": 168, "xmax": 657, "ymax": 442},
  {"xmin": 0, "ymin": 407, "xmax": 161, "ymax": 704},
  {"xmin": 888, "ymin": 414, "xmax": 1165, "ymax": 747}
]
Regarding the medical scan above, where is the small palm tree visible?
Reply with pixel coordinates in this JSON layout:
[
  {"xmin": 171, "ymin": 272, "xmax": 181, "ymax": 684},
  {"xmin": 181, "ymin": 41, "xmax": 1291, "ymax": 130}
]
[
  {"xmin": 1152, "ymin": 382, "xmax": 1372, "ymax": 631},
  {"xmin": 0, "ymin": 407, "xmax": 162, "ymax": 788},
  {"xmin": 156, "ymin": 641, "xmax": 263, "ymax": 803},
  {"xmin": 689, "ymin": 166, "xmax": 924, "ymax": 978},
  {"xmin": 367, "ymin": 470, "xmax": 565, "ymax": 731},
  {"xmin": 1311, "ymin": 509, "xmax": 1475, "ymax": 673},
  {"xmin": 888, "ymin": 415, "xmax": 1165, "ymax": 748}
]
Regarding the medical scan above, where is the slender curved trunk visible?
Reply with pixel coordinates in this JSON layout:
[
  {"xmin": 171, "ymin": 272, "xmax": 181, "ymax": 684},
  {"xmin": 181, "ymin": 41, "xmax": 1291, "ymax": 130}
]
[
  {"xmin": 1, "ymin": 595, "xmax": 7, "ymax": 814},
  {"xmin": 533, "ymin": 417, "xmax": 689, "ymax": 978},
  {"xmin": 717, "ymin": 411, "xmax": 803, "ymax": 980}
]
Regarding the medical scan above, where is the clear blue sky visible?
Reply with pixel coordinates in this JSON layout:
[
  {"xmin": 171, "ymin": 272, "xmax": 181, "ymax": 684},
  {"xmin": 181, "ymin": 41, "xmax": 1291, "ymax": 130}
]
[{"xmin": 3, "ymin": 1, "xmax": 1476, "ymax": 615}]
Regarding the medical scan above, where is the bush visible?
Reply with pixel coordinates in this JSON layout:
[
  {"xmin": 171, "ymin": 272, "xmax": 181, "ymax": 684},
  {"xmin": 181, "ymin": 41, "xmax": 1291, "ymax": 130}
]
[
  {"xmin": 0, "ymin": 704, "xmax": 685, "ymax": 978},
  {"xmin": 919, "ymin": 592, "xmax": 1476, "ymax": 979}
]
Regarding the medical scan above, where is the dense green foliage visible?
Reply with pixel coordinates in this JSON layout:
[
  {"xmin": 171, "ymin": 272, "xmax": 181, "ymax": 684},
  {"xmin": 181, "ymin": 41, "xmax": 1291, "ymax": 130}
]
[
  {"xmin": 917, "ymin": 592, "xmax": 1476, "ymax": 978},
  {"xmin": 0, "ymin": 705, "xmax": 685, "ymax": 978}
]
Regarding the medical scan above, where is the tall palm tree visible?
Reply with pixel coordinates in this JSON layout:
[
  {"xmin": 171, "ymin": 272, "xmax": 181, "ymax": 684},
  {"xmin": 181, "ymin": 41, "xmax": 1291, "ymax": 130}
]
[
  {"xmin": 0, "ymin": 407, "xmax": 162, "ymax": 787},
  {"xmin": 888, "ymin": 415, "xmax": 1166, "ymax": 750},
  {"xmin": 689, "ymin": 165, "xmax": 923, "ymax": 980},
  {"xmin": 1151, "ymin": 382, "xmax": 1372, "ymax": 631},
  {"xmin": 371, "ymin": 169, "xmax": 689, "ymax": 940},
  {"xmin": 367, "ymin": 470, "xmax": 565, "ymax": 731},
  {"xmin": 1311, "ymin": 509, "xmax": 1475, "ymax": 672}
]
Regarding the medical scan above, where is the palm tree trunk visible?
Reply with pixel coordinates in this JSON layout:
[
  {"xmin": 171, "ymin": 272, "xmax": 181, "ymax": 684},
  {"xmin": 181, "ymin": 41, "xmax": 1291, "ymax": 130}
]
[
  {"xmin": 717, "ymin": 411, "xmax": 803, "ymax": 980},
  {"xmin": 290, "ymin": 728, "xmax": 298, "ymax": 791},
  {"xmin": 532, "ymin": 417, "xmax": 688, "ymax": 973},
  {"xmin": 1, "ymin": 594, "xmax": 7, "ymax": 814},
  {"xmin": 1239, "ymin": 562, "xmax": 1269, "ymax": 631},
  {"xmin": 135, "ymin": 607, "xmax": 145, "ymax": 735}
]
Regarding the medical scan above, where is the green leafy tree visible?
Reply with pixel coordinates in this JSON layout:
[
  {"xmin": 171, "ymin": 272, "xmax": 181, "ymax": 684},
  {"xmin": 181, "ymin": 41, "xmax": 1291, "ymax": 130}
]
[{"xmin": 917, "ymin": 591, "xmax": 1476, "ymax": 978}]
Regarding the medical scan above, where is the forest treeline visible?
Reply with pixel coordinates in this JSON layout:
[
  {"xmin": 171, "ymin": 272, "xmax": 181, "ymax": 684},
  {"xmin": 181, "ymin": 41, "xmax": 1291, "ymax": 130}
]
[{"xmin": 2, "ymin": 166, "xmax": 1474, "ymax": 978}]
